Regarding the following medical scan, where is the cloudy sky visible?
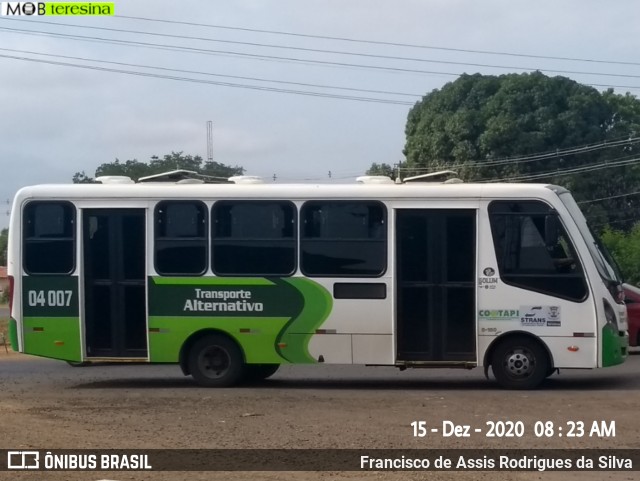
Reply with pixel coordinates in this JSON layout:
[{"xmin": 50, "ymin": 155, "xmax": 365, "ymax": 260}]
[{"xmin": 1, "ymin": 0, "xmax": 640, "ymax": 228}]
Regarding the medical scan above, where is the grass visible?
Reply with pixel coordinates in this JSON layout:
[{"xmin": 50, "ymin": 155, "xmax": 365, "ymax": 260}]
[{"xmin": 0, "ymin": 317, "xmax": 8, "ymax": 349}]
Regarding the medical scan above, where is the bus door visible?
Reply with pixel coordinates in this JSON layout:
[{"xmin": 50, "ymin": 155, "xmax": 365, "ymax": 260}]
[
  {"xmin": 82, "ymin": 209, "xmax": 148, "ymax": 358},
  {"xmin": 396, "ymin": 209, "xmax": 476, "ymax": 362}
]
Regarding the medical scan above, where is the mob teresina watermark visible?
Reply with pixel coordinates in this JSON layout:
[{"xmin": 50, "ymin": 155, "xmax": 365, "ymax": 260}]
[{"xmin": 0, "ymin": 2, "xmax": 114, "ymax": 16}]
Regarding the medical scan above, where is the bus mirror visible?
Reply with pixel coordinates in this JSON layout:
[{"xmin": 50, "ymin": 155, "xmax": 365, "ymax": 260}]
[{"xmin": 545, "ymin": 216, "xmax": 559, "ymax": 247}]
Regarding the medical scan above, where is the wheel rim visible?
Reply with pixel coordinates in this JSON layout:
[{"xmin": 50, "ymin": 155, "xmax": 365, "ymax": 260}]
[
  {"xmin": 198, "ymin": 345, "xmax": 231, "ymax": 379},
  {"xmin": 503, "ymin": 348, "xmax": 535, "ymax": 379}
]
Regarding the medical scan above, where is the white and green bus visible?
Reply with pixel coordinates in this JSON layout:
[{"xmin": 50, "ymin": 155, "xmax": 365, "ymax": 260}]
[{"xmin": 6, "ymin": 172, "xmax": 628, "ymax": 389}]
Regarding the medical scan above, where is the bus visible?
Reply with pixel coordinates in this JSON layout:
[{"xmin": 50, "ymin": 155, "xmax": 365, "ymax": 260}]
[{"xmin": 6, "ymin": 171, "xmax": 628, "ymax": 389}]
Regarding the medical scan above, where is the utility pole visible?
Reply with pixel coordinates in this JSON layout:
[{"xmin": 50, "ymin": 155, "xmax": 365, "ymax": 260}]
[{"xmin": 206, "ymin": 120, "xmax": 214, "ymax": 162}]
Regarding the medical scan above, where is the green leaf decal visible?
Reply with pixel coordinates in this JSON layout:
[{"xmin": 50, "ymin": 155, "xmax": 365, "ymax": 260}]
[{"xmin": 276, "ymin": 278, "xmax": 332, "ymax": 363}]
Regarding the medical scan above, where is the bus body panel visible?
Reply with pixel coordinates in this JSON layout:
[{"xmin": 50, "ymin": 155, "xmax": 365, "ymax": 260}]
[
  {"xmin": 292, "ymin": 277, "xmax": 393, "ymax": 335},
  {"xmin": 308, "ymin": 334, "xmax": 353, "ymax": 364},
  {"xmin": 147, "ymin": 276, "xmax": 332, "ymax": 364},
  {"xmin": 7, "ymin": 181, "xmax": 628, "ymax": 385},
  {"xmin": 352, "ymin": 334, "xmax": 394, "ymax": 364},
  {"xmin": 21, "ymin": 275, "xmax": 81, "ymax": 361}
]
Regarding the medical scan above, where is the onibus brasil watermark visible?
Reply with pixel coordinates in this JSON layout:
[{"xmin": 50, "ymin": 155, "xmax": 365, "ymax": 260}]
[
  {"xmin": 2, "ymin": 449, "xmax": 639, "ymax": 471},
  {"xmin": 6, "ymin": 451, "xmax": 150, "ymax": 470}
]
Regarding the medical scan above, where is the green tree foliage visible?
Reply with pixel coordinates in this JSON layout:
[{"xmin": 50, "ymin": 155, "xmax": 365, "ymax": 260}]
[
  {"xmin": 366, "ymin": 162, "xmax": 396, "ymax": 179},
  {"xmin": 74, "ymin": 152, "xmax": 244, "ymax": 182},
  {"xmin": 601, "ymin": 225, "xmax": 640, "ymax": 285},
  {"xmin": 397, "ymin": 72, "xmax": 640, "ymax": 230},
  {"xmin": 0, "ymin": 228, "xmax": 7, "ymax": 266},
  {"xmin": 72, "ymin": 171, "xmax": 95, "ymax": 184}
]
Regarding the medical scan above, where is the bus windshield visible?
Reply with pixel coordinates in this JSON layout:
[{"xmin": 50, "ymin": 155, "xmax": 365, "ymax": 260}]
[{"xmin": 557, "ymin": 191, "xmax": 623, "ymax": 285}]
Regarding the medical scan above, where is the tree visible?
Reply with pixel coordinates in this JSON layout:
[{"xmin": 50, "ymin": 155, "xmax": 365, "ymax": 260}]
[
  {"xmin": 0, "ymin": 228, "xmax": 7, "ymax": 266},
  {"xmin": 601, "ymin": 225, "xmax": 640, "ymax": 285},
  {"xmin": 72, "ymin": 171, "xmax": 95, "ymax": 184},
  {"xmin": 366, "ymin": 162, "xmax": 396, "ymax": 179},
  {"xmin": 74, "ymin": 152, "xmax": 244, "ymax": 182},
  {"xmin": 394, "ymin": 72, "xmax": 640, "ymax": 230}
]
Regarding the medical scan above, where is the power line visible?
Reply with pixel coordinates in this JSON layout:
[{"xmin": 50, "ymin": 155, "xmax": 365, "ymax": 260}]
[
  {"xmin": 0, "ymin": 53, "xmax": 413, "ymax": 105},
  {"xmin": 3, "ymin": 25, "xmax": 640, "ymax": 92},
  {"xmin": 591, "ymin": 216, "xmax": 640, "ymax": 229},
  {"xmin": 487, "ymin": 156, "xmax": 640, "ymax": 182},
  {"xmin": 399, "ymin": 136, "xmax": 640, "ymax": 173},
  {"xmin": 579, "ymin": 190, "xmax": 640, "ymax": 204},
  {"xmin": 112, "ymin": 14, "xmax": 640, "ymax": 68},
  {"xmin": 4, "ymin": 19, "xmax": 640, "ymax": 81},
  {"xmin": 0, "ymin": 25, "xmax": 465, "ymax": 76},
  {"xmin": 0, "ymin": 47, "xmax": 422, "ymax": 98}
]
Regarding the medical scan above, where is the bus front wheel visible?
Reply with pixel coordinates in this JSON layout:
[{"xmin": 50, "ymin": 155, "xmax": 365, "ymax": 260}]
[
  {"xmin": 491, "ymin": 337, "xmax": 549, "ymax": 390},
  {"xmin": 188, "ymin": 335, "xmax": 246, "ymax": 387}
]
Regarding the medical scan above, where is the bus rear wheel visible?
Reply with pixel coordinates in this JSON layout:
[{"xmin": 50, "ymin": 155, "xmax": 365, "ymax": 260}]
[
  {"xmin": 188, "ymin": 335, "xmax": 246, "ymax": 387},
  {"xmin": 491, "ymin": 337, "xmax": 549, "ymax": 390},
  {"xmin": 66, "ymin": 361, "xmax": 89, "ymax": 367},
  {"xmin": 245, "ymin": 364, "xmax": 280, "ymax": 383}
]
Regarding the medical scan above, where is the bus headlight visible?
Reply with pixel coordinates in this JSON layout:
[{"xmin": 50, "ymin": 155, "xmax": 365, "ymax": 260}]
[{"xmin": 603, "ymin": 299, "xmax": 618, "ymax": 329}]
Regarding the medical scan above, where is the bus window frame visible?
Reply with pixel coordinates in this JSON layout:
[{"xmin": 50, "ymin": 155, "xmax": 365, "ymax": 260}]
[
  {"xmin": 22, "ymin": 200, "xmax": 76, "ymax": 276},
  {"xmin": 299, "ymin": 200, "xmax": 388, "ymax": 278},
  {"xmin": 153, "ymin": 200, "xmax": 209, "ymax": 277},
  {"xmin": 488, "ymin": 199, "xmax": 589, "ymax": 303},
  {"xmin": 211, "ymin": 199, "xmax": 298, "ymax": 277}
]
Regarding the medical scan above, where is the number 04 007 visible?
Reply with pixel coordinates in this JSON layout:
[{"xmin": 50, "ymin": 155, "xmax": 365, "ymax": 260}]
[{"xmin": 27, "ymin": 290, "xmax": 73, "ymax": 307}]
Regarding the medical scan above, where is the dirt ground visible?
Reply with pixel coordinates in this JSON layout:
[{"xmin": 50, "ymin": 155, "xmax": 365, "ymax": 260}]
[{"xmin": 1, "ymin": 350, "xmax": 640, "ymax": 481}]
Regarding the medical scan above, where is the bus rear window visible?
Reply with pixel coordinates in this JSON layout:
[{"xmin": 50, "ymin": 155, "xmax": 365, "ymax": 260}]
[{"xmin": 23, "ymin": 201, "xmax": 75, "ymax": 274}]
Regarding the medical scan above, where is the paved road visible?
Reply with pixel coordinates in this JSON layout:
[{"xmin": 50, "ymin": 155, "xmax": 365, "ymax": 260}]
[
  {"xmin": 0, "ymin": 352, "xmax": 640, "ymax": 391},
  {"xmin": 2, "ymin": 351, "xmax": 640, "ymax": 389}
]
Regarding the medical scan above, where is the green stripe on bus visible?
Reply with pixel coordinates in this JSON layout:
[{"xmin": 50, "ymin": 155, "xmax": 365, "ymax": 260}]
[
  {"xmin": 152, "ymin": 277, "xmax": 275, "ymax": 286},
  {"xmin": 276, "ymin": 277, "xmax": 333, "ymax": 363},
  {"xmin": 601, "ymin": 324, "xmax": 627, "ymax": 367},
  {"xmin": 147, "ymin": 277, "xmax": 331, "ymax": 364},
  {"xmin": 22, "ymin": 317, "xmax": 81, "ymax": 362},
  {"xmin": 148, "ymin": 316, "xmax": 291, "ymax": 364}
]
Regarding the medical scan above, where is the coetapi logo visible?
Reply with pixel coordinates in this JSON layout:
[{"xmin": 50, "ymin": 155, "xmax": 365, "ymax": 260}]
[{"xmin": 0, "ymin": 2, "xmax": 114, "ymax": 16}]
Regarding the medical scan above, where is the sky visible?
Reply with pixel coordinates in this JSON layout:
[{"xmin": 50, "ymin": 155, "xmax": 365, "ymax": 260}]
[{"xmin": 2, "ymin": 0, "xmax": 640, "ymax": 229}]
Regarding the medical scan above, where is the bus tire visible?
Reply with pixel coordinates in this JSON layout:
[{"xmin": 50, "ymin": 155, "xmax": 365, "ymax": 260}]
[
  {"xmin": 491, "ymin": 337, "xmax": 549, "ymax": 390},
  {"xmin": 66, "ymin": 361, "xmax": 89, "ymax": 367},
  {"xmin": 245, "ymin": 364, "xmax": 280, "ymax": 383},
  {"xmin": 188, "ymin": 334, "xmax": 246, "ymax": 387}
]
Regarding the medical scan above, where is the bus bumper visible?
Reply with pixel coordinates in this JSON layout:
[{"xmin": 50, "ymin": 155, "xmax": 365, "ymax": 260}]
[{"xmin": 602, "ymin": 324, "xmax": 628, "ymax": 367}]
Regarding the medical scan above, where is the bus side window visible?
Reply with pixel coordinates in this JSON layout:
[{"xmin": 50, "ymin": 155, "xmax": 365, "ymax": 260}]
[
  {"xmin": 23, "ymin": 201, "xmax": 75, "ymax": 275},
  {"xmin": 300, "ymin": 201, "xmax": 387, "ymax": 277},
  {"xmin": 154, "ymin": 201, "xmax": 208, "ymax": 276},
  {"xmin": 211, "ymin": 201, "xmax": 296, "ymax": 276},
  {"xmin": 488, "ymin": 200, "xmax": 588, "ymax": 301}
]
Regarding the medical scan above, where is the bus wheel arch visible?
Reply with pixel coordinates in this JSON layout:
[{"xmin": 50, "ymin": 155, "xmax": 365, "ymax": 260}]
[
  {"xmin": 484, "ymin": 333, "xmax": 554, "ymax": 390},
  {"xmin": 180, "ymin": 330, "xmax": 247, "ymax": 387}
]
